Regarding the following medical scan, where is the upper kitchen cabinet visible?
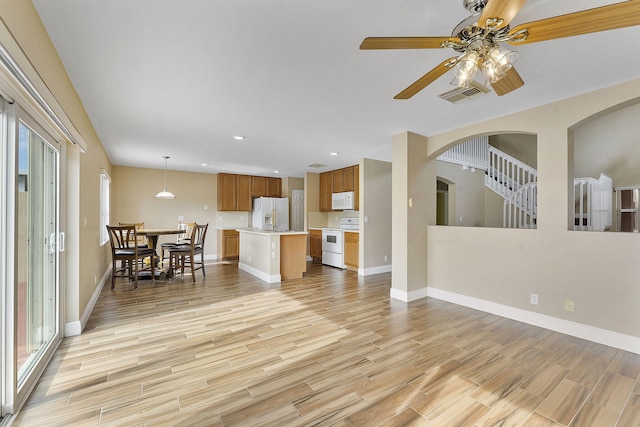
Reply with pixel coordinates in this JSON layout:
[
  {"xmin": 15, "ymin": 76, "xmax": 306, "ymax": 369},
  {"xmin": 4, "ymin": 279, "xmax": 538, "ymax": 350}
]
[
  {"xmin": 251, "ymin": 176, "xmax": 266, "ymax": 197},
  {"xmin": 319, "ymin": 171, "xmax": 333, "ymax": 212},
  {"xmin": 218, "ymin": 173, "xmax": 238, "ymax": 211},
  {"xmin": 353, "ymin": 165, "xmax": 359, "ymax": 211},
  {"xmin": 218, "ymin": 173, "xmax": 256, "ymax": 211},
  {"xmin": 252, "ymin": 176, "xmax": 282, "ymax": 198},
  {"xmin": 267, "ymin": 177, "xmax": 282, "ymax": 198},
  {"xmin": 333, "ymin": 166, "xmax": 355, "ymax": 193},
  {"xmin": 320, "ymin": 165, "xmax": 359, "ymax": 211},
  {"xmin": 237, "ymin": 174, "xmax": 252, "ymax": 211}
]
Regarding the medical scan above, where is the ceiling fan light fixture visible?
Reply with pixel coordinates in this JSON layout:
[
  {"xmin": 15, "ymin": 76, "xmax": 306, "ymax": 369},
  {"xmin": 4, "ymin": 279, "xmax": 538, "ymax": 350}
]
[
  {"xmin": 482, "ymin": 45, "xmax": 518, "ymax": 84},
  {"xmin": 450, "ymin": 51, "xmax": 479, "ymax": 88}
]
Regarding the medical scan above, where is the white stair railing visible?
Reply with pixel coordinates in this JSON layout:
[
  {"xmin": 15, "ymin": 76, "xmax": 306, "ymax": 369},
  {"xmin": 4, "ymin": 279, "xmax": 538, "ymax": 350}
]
[
  {"xmin": 574, "ymin": 174, "xmax": 612, "ymax": 231},
  {"xmin": 486, "ymin": 145, "xmax": 538, "ymax": 200},
  {"xmin": 437, "ymin": 136, "xmax": 489, "ymax": 170},
  {"xmin": 504, "ymin": 182, "xmax": 537, "ymax": 228}
]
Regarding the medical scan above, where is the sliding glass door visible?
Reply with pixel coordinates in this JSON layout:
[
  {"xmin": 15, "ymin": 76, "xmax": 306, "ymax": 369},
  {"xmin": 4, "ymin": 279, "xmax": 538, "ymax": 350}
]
[
  {"xmin": 16, "ymin": 117, "xmax": 61, "ymax": 389},
  {"xmin": 2, "ymin": 102, "xmax": 64, "ymax": 415}
]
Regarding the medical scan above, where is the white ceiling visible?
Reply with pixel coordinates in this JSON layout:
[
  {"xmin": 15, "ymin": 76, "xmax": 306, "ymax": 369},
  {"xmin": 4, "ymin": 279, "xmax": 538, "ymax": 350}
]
[{"xmin": 33, "ymin": 0, "xmax": 640, "ymax": 177}]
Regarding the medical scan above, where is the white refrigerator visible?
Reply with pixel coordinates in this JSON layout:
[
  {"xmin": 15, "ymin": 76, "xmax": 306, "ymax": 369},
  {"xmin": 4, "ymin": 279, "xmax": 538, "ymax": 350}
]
[{"xmin": 251, "ymin": 197, "xmax": 289, "ymax": 231}]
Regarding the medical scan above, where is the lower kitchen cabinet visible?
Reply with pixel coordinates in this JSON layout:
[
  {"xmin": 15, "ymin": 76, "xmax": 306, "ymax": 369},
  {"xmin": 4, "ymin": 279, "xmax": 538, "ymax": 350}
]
[
  {"xmin": 218, "ymin": 229, "xmax": 239, "ymax": 260},
  {"xmin": 309, "ymin": 229, "xmax": 322, "ymax": 261},
  {"xmin": 344, "ymin": 231, "xmax": 359, "ymax": 271}
]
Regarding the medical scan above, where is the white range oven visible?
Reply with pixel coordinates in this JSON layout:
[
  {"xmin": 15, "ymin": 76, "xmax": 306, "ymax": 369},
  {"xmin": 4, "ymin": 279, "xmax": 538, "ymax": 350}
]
[
  {"xmin": 321, "ymin": 217, "xmax": 359, "ymax": 269},
  {"xmin": 321, "ymin": 228, "xmax": 344, "ymax": 268}
]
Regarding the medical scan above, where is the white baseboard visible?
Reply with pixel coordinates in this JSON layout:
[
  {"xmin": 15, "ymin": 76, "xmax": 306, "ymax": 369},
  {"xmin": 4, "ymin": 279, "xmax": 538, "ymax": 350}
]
[
  {"xmin": 64, "ymin": 267, "xmax": 110, "ymax": 337},
  {"xmin": 204, "ymin": 253, "xmax": 217, "ymax": 261},
  {"xmin": 360, "ymin": 264, "xmax": 392, "ymax": 276},
  {"xmin": 238, "ymin": 262, "xmax": 281, "ymax": 283},
  {"xmin": 390, "ymin": 286, "xmax": 429, "ymax": 302},
  {"xmin": 306, "ymin": 255, "xmax": 313, "ymax": 262},
  {"xmin": 426, "ymin": 287, "xmax": 640, "ymax": 355}
]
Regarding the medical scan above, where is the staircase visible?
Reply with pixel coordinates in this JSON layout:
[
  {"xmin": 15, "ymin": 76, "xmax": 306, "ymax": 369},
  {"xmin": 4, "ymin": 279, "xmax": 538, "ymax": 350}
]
[
  {"xmin": 485, "ymin": 145, "xmax": 538, "ymax": 228},
  {"xmin": 438, "ymin": 138, "xmax": 612, "ymax": 230}
]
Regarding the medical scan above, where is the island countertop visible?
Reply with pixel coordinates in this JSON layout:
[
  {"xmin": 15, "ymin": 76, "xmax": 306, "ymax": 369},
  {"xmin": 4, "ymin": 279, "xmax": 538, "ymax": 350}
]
[
  {"xmin": 237, "ymin": 228, "xmax": 308, "ymax": 283},
  {"xmin": 236, "ymin": 227, "xmax": 308, "ymax": 236}
]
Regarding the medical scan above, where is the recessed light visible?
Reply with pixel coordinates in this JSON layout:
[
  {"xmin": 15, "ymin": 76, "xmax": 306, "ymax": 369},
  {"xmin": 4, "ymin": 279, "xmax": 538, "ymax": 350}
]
[
  {"xmin": 274, "ymin": 170, "xmax": 280, "ymax": 174},
  {"xmin": 234, "ymin": 136, "xmax": 245, "ymax": 140},
  {"xmin": 200, "ymin": 163, "xmax": 209, "ymax": 166},
  {"xmin": 330, "ymin": 152, "xmax": 339, "ymax": 156}
]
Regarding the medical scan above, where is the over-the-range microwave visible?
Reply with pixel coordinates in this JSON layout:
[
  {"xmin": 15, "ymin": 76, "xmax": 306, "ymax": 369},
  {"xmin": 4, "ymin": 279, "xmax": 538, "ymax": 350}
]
[{"xmin": 332, "ymin": 191, "xmax": 354, "ymax": 210}]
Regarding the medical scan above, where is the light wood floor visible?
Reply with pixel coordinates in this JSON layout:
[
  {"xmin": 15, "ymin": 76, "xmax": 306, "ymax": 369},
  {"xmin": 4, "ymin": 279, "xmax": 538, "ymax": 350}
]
[{"xmin": 13, "ymin": 261, "xmax": 640, "ymax": 426}]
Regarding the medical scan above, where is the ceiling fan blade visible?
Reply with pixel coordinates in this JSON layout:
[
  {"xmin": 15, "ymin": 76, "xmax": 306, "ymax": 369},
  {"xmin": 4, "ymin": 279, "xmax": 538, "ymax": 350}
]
[
  {"xmin": 508, "ymin": 1, "xmax": 640, "ymax": 45},
  {"xmin": 491, "ymin": 66, "xmax": 524, "ymax": 96},
  {"xmin": 477, "ymin": 0, "xmax": 527, "ymax": 30},
  {"xmin": 360, "ymin": 36, "xmax": 460, "ymax": 50},
  {"xmin": 394, "ymin": 57, "xmax": 457, "ymax": 99}
]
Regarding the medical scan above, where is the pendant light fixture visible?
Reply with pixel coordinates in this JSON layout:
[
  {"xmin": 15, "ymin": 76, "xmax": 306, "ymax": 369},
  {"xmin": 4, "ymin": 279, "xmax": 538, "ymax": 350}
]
[{"xmin": 155, "ymin": 155, "xmax": 176, "ymax": 199}]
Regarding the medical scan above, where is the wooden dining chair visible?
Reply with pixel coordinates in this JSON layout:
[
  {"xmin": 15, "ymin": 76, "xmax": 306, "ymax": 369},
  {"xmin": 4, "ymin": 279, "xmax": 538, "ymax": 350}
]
[
  {"xmin": 168, "ymin": 223, "xmax": 208, "ymax": 282},
  {"xmin": 107, "ymin": 225, "xmax": 157, "ymax": 289},
  {"xmin": 160, "ymin": 222, "xmax": 195, "ymax": 266},
  {"xmin": 119, "ymin": 222, "xmax": 148, "ymax": 248}
]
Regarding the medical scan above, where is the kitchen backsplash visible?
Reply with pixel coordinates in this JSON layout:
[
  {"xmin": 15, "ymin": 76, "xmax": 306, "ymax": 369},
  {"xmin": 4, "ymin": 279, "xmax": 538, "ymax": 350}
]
[
  {"xmin": 216, "ymin": 211, "xmax": 250, "ymax": 228},
  {"xmin": 309, "ymin": 210, "xmax": 359, "ymax": 229}
]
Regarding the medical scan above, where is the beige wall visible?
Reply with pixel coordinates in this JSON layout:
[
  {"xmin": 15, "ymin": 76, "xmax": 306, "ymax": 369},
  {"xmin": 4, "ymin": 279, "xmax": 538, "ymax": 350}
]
[
  {"xmin": 112, "ymin": 166, "xmax": 217, "ymax": 256},
  {"xmin": 0, "ymin": 1, "xmax": 113, "ymax": 331},
  {"xmin": 436, "ymin": 161, "xmax": 486, "ymax": 227},
  {"xmin": 392, "ymin": 132, "xmax": 434, "ymax": 295},
  {"xmin": 282, "ymin": 177, "xmax": 304, "ymax": 200},
  {"xmin": 490, "ymin": 134, "xmax": 538, "ymax": 169},
  {"xmin": 421, "ymin": 78, "xmax": 640, "ymax": 338},
  {"xmin": 573, "ymin": 102, "xmax": 640, "ymax": 186},
  {"xmin": 361, "ymin": 158, "xmax": 392, "ymax": 271}
]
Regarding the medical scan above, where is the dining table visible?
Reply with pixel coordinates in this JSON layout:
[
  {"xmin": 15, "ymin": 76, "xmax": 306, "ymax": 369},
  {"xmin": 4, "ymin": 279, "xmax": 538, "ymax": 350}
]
[
  {"xmin": 136, "ymin": 228, "xmax": 185, "ymax": 278},
  {"xmin": 136, "ymin": 228, "xmax": 185, "ymax": 252}
]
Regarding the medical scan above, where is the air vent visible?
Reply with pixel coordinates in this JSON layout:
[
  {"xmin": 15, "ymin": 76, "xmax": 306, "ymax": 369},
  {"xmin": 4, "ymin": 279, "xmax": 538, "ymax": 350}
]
[
  {"xmin": 438, "ymin": 81, "xmax": 491, "ymax": 104},
  {"xmin": 308, "ymin": 163, "xmax": 327, "ymax": 168}
]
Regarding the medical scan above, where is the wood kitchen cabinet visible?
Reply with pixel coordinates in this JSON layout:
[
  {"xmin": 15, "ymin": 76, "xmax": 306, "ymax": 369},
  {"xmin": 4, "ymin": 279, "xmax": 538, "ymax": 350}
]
[
  {"xmin": 353, "ymin": 165, "xmax": 359, "ymax": 211},
  {"xmin": 237, "ymin": 174, "xmax": 252, "ymax": 211},
  {"xmin": 217, "ymin": 173, "xmax": 238, "ymax": 211},
  {"xmin": 344, "ymin": 231, "xmax": 359, "ymax": 271},
  {"xmin": 218, "ymin": 229, "xmax": 239, "ymax": 260},
  {"xmin": 319, "ymin": 171, "xmax": 333, "ymax": 212},
  {"xmin": 251, "ymin": 176, "xmax": 267, "ymax": 197},
  {"xmin": 332, "ymin": 168, "xmax": 345, "ymax": 193},
  {"xmin": 219, "ymin": 174, "xmax": 282, "ymax": 211},
  {"xmin": 267, "ymin": 177, "xmax": 282, "ymax": 197},
  {"xmin": 218, "ymin": 173, "xmax": 252, "ymax": 211},
  {"xmin": 333, "ymin": 166, "xmax": 355, "ymax": 193},
  {"xmin": 309, "ymin": 229, "xmax": 322, "ymax": 261},
  {"xmin": 252, "ymin": 176, "xmax": 281, "ymax": 198}
]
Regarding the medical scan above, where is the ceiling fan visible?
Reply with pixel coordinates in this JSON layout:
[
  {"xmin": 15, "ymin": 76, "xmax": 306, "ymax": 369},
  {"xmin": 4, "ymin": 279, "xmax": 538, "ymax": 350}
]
[{"xmin": 360, "ymin": 0, "xmax": 640, "ymax": 99}]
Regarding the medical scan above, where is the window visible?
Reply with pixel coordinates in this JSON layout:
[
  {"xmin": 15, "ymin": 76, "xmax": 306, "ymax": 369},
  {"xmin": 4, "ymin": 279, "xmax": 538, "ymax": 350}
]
[{"xmin": 100, "ymin": 171, "xmax": 110, "ymax": 245}]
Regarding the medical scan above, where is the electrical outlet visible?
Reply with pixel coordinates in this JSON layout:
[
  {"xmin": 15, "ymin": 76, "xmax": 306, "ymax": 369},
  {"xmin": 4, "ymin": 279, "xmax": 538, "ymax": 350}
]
[
  {"xmin": 384, "ymin": 255, "xmax": 388, "ymax": 262},
  {"xmin": 530, "ymin": 293, "xmax": 538, "ymax": 305},
  {"xmin": 565, "ymin": 299, "xmax": 574, "ymax": 312}
]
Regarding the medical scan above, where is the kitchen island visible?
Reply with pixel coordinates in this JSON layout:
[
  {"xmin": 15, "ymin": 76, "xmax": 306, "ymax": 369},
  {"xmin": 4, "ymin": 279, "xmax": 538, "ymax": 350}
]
[{"xmin": 236, "ymin": 228, "xmax": 308, "ymax": 283}]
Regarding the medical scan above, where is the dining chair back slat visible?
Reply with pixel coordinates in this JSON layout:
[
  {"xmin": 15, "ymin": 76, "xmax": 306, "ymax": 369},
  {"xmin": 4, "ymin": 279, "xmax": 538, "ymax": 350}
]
[
  {"xmin": 168, "ymin": 223, "xmax": 208, "ymax": 282},
  {"xmin": 107, "ymin": 225, "xmax": 156, "ymax": 289}
]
